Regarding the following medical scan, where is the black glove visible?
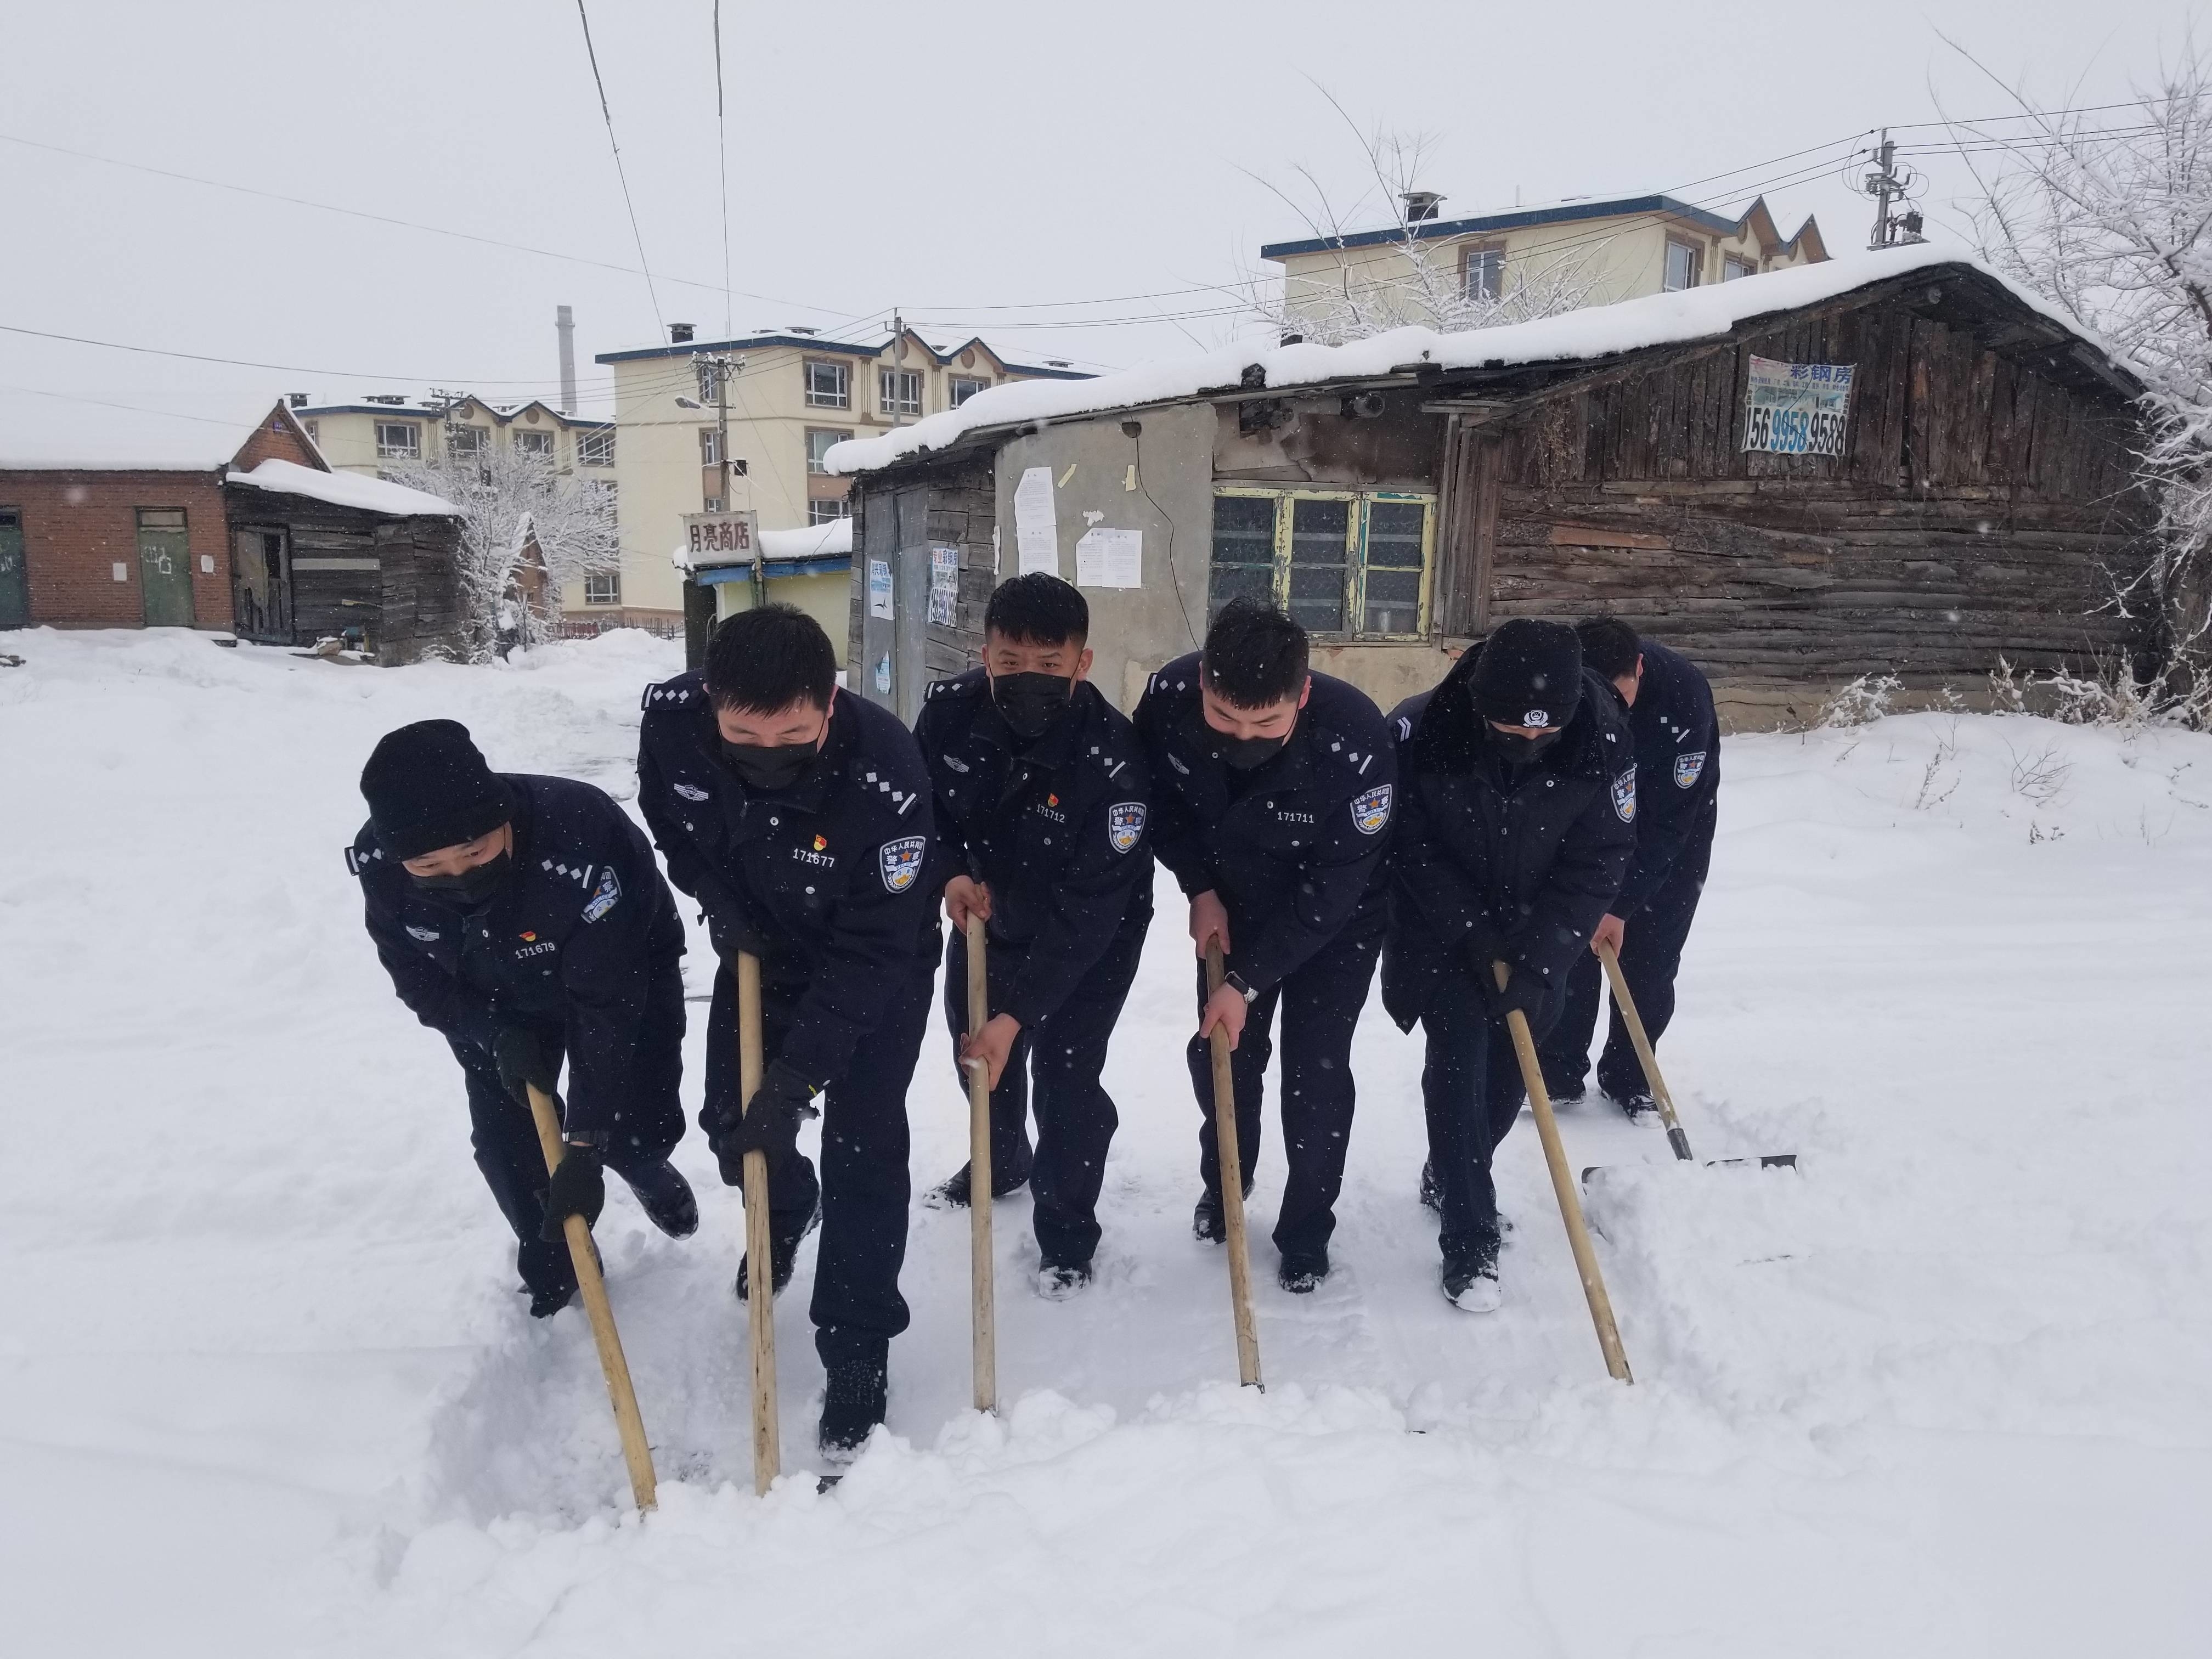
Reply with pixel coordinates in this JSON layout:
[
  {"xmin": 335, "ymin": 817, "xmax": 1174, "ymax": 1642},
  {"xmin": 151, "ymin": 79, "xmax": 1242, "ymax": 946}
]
[
  {"xmin": 1482, "ymin": 961, "xmax": 1550, "ymax": 1024},
  {"xmin": 493, "ymin": 1023, "xmax": 559, "ymax": 1105},
  {"xmin": 714, "ymin": 1059, "xmax": 819, "ymax": 1184},
  {"xmin": 540, "ymin": 1143, "xmax": 605, "ymax": 1240},
  {"xmin": 705, "ymin": 904, "xmax": 766, "ymax": 964}
]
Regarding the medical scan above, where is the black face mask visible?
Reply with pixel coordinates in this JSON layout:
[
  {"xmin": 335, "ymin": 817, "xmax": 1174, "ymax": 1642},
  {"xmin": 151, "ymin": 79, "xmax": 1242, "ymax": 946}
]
[
  {"xmin": 410, "ymin": 848, "xmax": 512, "ymax": 907},
  {"xmin": 991, "ymin": 671, "xmax": 1074, "ymax": 741},
  {"xmin": 1485, "ymin": 723, "xmax": 1565, "ymax": 769},
  {"xmin": 1217, "ymin": 731, "xmax": 1289, "ymax": 771},
  {"xmin": 722, "ymin": 738, "xmax": 820, "ymax": 793}
]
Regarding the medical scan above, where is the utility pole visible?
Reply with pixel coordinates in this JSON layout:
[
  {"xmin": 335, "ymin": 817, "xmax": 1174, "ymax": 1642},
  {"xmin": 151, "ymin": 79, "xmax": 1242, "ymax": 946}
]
[
  {"xmin": 704, "ymin": 353, "xmax": 763, "ymax": 609},
  {"xmin": 1863, "ymin": 131, "xmax": 1927, "ymax": 251}
]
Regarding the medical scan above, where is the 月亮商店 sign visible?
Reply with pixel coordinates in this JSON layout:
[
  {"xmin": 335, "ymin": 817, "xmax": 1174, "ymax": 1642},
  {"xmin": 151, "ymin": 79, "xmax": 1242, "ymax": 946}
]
[{"xmin": 1742, "ymin": 356, "xmax": 1854, "ymax": 456}]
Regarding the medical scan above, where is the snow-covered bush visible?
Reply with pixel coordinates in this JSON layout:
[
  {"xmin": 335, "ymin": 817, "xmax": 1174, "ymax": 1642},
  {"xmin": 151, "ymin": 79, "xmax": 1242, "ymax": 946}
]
[{"xmin": 1816, "ymin": 673, "xmax": 1902, "ymax": 729}]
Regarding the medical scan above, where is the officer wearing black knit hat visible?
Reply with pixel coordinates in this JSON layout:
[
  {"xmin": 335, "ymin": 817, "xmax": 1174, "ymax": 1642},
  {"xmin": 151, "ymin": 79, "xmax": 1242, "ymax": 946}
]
[
  {"xmin": 349, "ymin": 720, "xmax": 696, "ymax": 1318},
  {"xmin": 1383, "ymin": 620, "xmax": 1635, "ymax": 1313}
]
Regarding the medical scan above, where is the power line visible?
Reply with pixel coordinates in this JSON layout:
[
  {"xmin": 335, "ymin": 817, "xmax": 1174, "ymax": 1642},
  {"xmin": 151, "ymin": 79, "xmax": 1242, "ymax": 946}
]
[
  {"xmin": 574, "ymin": 0, "xmax": 663, "ymax": 334},
  {"xmin": 0, "ymin": 382, "xmax": 261, "ymax": 429}
]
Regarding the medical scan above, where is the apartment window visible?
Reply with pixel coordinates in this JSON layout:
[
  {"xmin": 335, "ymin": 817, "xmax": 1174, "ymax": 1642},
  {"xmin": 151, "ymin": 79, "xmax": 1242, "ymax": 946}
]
[
  {"xmin": 949, "ymin": 375, "xmax": 988, "ymax": 407},
  {"xmin": 806, "ymin": 427, "xmax": 852, "ymax": 474},
  {"xmin": 808, "ymin": 497, "xmax": 852, "ymax": 525},
  {"xmin": 375, "ymin": 421, "xmax": 421, "ymax": 460},
  {"xmin": 1208, "ymin": 488, "xmax": 1434, "ymax": 637},
  {"xmin": 446, "ymin": 425, "xmax": 488, "ymax": 456},
  {"xmin": 584, "ymin": 571, "xmax": 621, "ymax": 606},
  {"xmin": 1663, "ymin": 239, "xmax": 1703, "ymax": 292},
  {"xmin": 879, "ymin": 369, "xmax": 923, "ymax": 417},
  {"xmin": 804, "ymin": 358, "xmax": 850, "ymax": 409},
  {"xmin": 704, "ymin": 496, "xmax": 724, "ymax": 513},
  {"xmin": 1462, "ymin": 244, "xmax": 1505, "ymax": 302},
  {"xmin": 1722, "ymin": 254, "xmax": 1756, "ymax": 281},
  {"xmin": 578, "ymin": 428, "xmax": 614, "ymax": 466},
  {"xmin": 699, "ymin": 428, "xmax": 722, "ymax": 467},
  {"xmin": 303, "ymin": 419, "xmax": 319, "ymax": 442},
  {"xmin": 696, "ymin": 360, "xmax": 720, "ymax": 403},
  {"xmin": 514, "ymin": 429, "xmax": 555, "ymax": 458}
]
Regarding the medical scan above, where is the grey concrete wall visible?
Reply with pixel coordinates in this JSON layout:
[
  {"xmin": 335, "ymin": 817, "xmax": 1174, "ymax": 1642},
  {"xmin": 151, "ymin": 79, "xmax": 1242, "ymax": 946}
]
[{"xmin": 992, "ymin": 403, "xmax": 1215, "ymax": 713}]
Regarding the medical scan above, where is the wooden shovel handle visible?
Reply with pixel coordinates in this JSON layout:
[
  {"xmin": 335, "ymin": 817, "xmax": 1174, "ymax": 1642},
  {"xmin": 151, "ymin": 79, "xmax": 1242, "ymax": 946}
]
[
  {"xmin": 524, "ymin": 1083, "xmax": 658, "ymax": 1511},
  {"xmin": 736, "ymin": 951, "xmax": 780, "ymax": 1494},
  {"xmin": 964, "ymin": 915, "xmax": 997, "ymax": 1413},
  {"xmin": 1594, "ymin": 940, "xmax": 1695, "ymax": 1161},
  {"xmin": 1491, "ymin": 962, "xmax": 1633, "ymax": 1383},
  {"xmin": 1205, "ymin": 941, "xmax": 1263, "ymax": 1389}
]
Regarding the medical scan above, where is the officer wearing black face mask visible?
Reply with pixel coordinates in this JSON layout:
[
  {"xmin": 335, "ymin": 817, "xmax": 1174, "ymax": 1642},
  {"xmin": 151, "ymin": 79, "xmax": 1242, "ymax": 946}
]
[
  {"xmin": 1381, "ymin": 618, "xmax": 1635, "ymax": 1314},
  {"xmin": 910, "ymin": 574, "xmax": 1153, "ymax": 1295},
  {"xmin": 635, "ymin": 604, "xmax": 937, "ymax": 1461},
  {"xmin": 1132, "ymin": 599, "xmax": 1396, "ymax": 1295},
  {"xmin": 349, "ymin": 719, "xmax": 696, "ymax": 1320}
]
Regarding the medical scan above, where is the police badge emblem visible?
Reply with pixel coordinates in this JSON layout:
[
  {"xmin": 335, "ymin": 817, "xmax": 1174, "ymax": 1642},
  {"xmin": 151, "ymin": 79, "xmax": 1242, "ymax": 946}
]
[
  {"xmin": 1611, "ymin": 768, "xmax": 1638, "ymax": 823},
  {"xmin": 1107, "ymin": 802, "xmax": 1146, "ymax": 854},
  {"xmin": 879, "ymin": 835, "xmax": 926, "ymax": 893},
  {"xmin": 1673, "ymin": 751, "xmax": 1707, "ymax": 789},
  {"xmin": 1351, "ymin": 783, "xmax": 1393, "ymax": 835}
]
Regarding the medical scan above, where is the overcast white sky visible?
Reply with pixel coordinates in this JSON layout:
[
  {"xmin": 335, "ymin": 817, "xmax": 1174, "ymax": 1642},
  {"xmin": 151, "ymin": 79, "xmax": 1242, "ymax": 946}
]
[{"xmin": 0, "ymin": 0, "xmax": 2192, "ymax": 462}]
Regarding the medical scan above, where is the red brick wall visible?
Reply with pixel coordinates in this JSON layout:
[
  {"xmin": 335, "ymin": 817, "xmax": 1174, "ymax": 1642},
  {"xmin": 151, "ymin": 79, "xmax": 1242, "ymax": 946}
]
[
  {"xmin": 0, "ymin": 470, "xmax": 233, "ymax": 629},
  {"xmin": 231, "ymin": 414, "xmax": 320, "ymax": 473}
]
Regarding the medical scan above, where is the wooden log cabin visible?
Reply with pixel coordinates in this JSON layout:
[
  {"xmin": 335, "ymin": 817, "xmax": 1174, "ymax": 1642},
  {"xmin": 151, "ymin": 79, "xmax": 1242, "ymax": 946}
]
[{"xmin": 831, "ymin": 250, "xmax": 2154, "ymax": 727}]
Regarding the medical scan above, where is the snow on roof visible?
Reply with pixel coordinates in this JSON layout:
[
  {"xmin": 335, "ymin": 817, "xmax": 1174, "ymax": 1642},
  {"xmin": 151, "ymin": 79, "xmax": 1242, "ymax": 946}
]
[
  {"xmin": 827, "ymin": 245, "xmax": 2113, "ymax": 477},
  {"xmin": 225, "ymin": 458, "xmax": 461, "ymax": 517},
  {"xmin": 670, "ymin": 516, "xmax": 853, "ymax": 573}
]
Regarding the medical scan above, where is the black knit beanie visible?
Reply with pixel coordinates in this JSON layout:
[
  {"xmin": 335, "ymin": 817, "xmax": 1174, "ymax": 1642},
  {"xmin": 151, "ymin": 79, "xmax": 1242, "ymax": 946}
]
[
  {"xmin": 359, "ymin": 719, "xmax": 511, "ymax": 860},
  {"xmin": 1470, "ymin": 619, "xmax": 1583, "ymax": 731}
]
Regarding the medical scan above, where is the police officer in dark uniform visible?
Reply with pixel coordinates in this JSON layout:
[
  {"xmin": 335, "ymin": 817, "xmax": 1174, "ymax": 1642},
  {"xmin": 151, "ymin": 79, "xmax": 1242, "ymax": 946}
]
[
  {"xmin": 1132, "ymin": 599, "xmax": 1395, "ymax": 1294},
  {"xmin": 912, "ymin": 573, "xmax": 1153, "ymax": 1295},
  {"xmin": 1537, "ymin": 618, "xmax": 1721, "ymax": 1115},
  {"xmin": 635, "ymin": 604, "xmax": 935, "ymax": 1459},
  {"xmin": 1384, "ymin": 619, "xmax": 1634, "ymax": 1312},
  {"xmin": 351, "ymin": 720, "xmax": 696, "ymax": 1319}
]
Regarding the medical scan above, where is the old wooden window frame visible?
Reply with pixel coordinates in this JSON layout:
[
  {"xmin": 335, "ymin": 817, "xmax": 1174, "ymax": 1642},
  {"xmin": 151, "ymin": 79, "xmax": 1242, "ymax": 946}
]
[
  {"xmin": 1208, "ymin": 486, "xmax": 1436, "ymax": 641},
  {"xmin": 804, "ymin": 358, "xmax": 851, "ymax": 409}
]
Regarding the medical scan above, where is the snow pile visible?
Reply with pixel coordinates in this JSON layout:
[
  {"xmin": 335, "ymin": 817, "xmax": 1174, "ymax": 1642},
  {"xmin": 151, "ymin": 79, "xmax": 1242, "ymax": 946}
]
[
  {"xmin": 828, "ymin": 246, "xmax": 2118, "ymax": 476},
  {"xmin": 228, "ymin": 457, "xmax": 462, "ymax": 518},
  {"xmin": 1, "ymin": 634, "xmax": 2208, "ymax": 1655}
]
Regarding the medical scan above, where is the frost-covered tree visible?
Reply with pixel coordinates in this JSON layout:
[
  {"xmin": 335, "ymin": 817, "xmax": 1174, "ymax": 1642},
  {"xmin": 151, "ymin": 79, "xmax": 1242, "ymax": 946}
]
[
  {"xmin": 1244, "ymin": 105, "xmax": 1612, "ymax": 347},
  {"xmin": 387, "ymin": 432, "xmax": 617, "ymax": 659},
  {"xmin": 1950, "ymin": 41, "xmax": 2212, "ymax": 657}
]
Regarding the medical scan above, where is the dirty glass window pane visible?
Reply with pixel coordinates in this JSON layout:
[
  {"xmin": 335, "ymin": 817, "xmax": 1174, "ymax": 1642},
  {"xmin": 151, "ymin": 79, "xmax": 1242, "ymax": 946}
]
[
  {"xmin": 1287, "ymin": 497, "xmax": 1348, "ymax": 633},
  {"xmin": 1363, "ymin": 500, "xmax": 1426, "ymax": 633},
  {"xmin": 1209, "ymin": 494, "xmax": 1277, "ymax": 620}
]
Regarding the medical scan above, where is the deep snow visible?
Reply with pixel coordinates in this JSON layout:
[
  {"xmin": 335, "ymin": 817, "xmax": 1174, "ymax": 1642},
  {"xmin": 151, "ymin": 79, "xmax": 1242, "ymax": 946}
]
[{"xmin": 1, "ymin": 628, "xmax": 2208, "ymax": 1656}]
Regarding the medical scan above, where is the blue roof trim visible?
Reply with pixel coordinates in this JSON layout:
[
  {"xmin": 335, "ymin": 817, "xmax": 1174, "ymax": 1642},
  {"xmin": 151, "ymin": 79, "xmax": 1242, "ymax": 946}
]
[{"xmin": 1259, "ymin": 195, "xmax": 1744, "ymax": 260}]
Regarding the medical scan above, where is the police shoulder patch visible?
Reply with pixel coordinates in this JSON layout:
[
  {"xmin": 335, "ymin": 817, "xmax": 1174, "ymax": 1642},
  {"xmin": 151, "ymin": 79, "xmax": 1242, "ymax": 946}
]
[
  {"xmin": 344, "ymin": 843, "xmax": 382, "ymax": 876},
  {"xmin": 1673, "ymin": 750, "xmax": 1707, "ymax": 789},
  {"xmin": 1612, "ymin": 768, "xmax": 1638, "ymax": 823},
  {"xmin": 1107, "ymin": 800, "xmax": 1146, "ymax": 854},
  {"xmin": 581, "ymin": 864, "xmax": 622, "ymax": 923},
  {"xmin": 879, "ymin": 835, "xmax": 926, "ymax": 894},
  {"xmin": 1351, "ymin": 783, "xmax": 1392, "ymax": 835}
]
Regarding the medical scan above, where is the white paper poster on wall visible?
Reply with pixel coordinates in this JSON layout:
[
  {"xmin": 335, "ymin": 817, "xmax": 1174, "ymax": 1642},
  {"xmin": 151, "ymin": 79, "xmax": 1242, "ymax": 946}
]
[
  {"xmin": 867, "ymin": 557, "xmax": 894, "ymax": 619},
  {"xmin": 1013, "ymin": 465, "xmax": 1058, "ymax": 574},
  {"xmin": 928, "ymin": 545, "xmax": 960, "ymax": 625},
  {"xmin": 1074, "ymin": 526, "xmax": 1143, "ymax": 589}
]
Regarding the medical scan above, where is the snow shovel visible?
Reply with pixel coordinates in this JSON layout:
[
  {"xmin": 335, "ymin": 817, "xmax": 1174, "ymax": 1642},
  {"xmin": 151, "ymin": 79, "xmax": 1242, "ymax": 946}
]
[
  {"xmin": 735, "ymin": 950, "xmax": 782, "ymax": 1494},
  {"xmin": 1491, "ymin": 961, "xmax": 1633, "ymax": 1384},
  {"xmin": 1203, "ymin": 941, "xmax": 1263, "ymax": 1390},
  {"xmin": 523, "ymin": 1082, "xmax": 658, "ymax": 1511},
  {"xmin": 1590, "ymin": 939, "xmax": 1796, "ymax": 1176},
  {"xmin": 963, "ymin": 914, "xmax": 998, "ymax": 1414}
]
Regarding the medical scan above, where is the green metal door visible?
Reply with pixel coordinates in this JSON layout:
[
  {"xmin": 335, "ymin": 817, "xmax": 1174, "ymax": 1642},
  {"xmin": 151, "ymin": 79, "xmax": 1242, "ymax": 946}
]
[
  {"xmin": 136, "ymin": 507, "xmax": 195, "ymax": 628},
  {"xmin": 0, "ymin": 509, "xmax": 26, "ymax": 628}
]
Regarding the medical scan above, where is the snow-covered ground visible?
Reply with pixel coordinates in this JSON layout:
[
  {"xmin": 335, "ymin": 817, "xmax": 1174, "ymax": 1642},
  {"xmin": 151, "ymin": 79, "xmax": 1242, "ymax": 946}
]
[{"xmin": 3, "ymin": 628, "xmax": 2208, "ymax": 1657}]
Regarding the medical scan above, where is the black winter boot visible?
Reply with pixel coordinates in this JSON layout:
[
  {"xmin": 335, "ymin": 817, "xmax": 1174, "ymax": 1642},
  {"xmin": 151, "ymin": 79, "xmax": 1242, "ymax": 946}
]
[
  {"xmin": 735, "ymin": 1197, "xmax": 821, "ymax": 1303},
  {"xmin": 622, "ymin": 1159, "xmax": 699, "ymax": 1239},
  {"xmin": 923, "ymin": 1156, "xmax": 1033, "ymax": 1210},
  {"xmin": 1277, "ymin": 1248, "xmax": 1329, "ymax": 1294},
  {"xmin": 1191, "ymin": 1179, "xmax": 1256, "ymax": 1244},
  {"xmin": 818, "ymin": 1356, "xmax": 889, "ymax": 1462}
]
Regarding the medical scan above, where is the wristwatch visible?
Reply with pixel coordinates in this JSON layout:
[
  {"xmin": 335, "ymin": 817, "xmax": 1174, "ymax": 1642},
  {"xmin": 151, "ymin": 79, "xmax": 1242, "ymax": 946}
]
[{"xmin": 1223, "ymin": 971, "xmax": 1259, "ymax": 1005}]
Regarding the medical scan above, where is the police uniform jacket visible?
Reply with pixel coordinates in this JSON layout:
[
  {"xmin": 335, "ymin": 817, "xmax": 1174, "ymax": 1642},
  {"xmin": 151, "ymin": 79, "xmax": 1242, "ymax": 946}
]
[
  {"xmin": 635, "ymin": 673, "xmax": 935, "ymax": 1087},
  {"xmin": 1132, "ymin": 653, "xmax": 1396, "ymax": 995},
  {"xmin": 1611, "ymin": 639, "xmax": 1719, "ymax": 918},
  {"xmin": 351, "ymin": 774, "xmax": 685, "ymax": 1137},
  {"xmin": 914, "ymin": 669, "xmax": 1153, "ymax": 1028},
  {"xmin": 1380, "ymin": 649, "xmax": 1636, "ymax": 1031}
]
